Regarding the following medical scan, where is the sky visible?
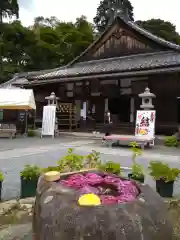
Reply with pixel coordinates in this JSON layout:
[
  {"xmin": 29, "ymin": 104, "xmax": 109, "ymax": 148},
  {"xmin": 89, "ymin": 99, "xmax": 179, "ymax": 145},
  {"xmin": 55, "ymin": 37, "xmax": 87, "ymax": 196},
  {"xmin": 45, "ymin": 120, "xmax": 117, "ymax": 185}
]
[{"xmin": 18, "ymin": 0, "xmax": 180, "ymax": 32}]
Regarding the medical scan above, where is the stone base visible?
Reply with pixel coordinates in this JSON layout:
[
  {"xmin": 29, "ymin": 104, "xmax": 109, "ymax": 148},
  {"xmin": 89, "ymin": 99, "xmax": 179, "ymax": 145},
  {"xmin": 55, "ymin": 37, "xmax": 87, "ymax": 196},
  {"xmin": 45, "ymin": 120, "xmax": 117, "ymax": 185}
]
[{"xmin": 33, "ymin": 171, "xmax": 173, "ymax": 240}]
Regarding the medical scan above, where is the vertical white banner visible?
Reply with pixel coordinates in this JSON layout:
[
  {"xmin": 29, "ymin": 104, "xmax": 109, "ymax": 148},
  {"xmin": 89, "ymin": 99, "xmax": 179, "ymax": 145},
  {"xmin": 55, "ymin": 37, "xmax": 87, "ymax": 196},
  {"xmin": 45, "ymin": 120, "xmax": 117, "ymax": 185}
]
[
  {"xmin": 41, "ymin": 105, "xmax": 56, "ymax": 137},
  {"xmin": 83, "ymin": 102, "xmax": 87, "ymax": 120},
  {"xmin": 135, "ymin": 110, "xmax": 156, "ymax": 138}
]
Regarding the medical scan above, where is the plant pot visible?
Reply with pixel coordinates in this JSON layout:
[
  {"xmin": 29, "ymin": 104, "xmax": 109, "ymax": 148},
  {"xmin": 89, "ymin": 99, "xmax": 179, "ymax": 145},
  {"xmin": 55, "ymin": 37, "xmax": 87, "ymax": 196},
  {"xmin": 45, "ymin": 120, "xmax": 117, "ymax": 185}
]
[
  {"xmin": 20, "ymin": 177, "xmax": 38, "ymax": 198},
  {"xmin": 0, "ymin": 181, "xmax": 2, "ymax": 201},
  {"xmin": 156, "ymin": 179, "xmax": 174, "ymax": 198},
  {"xmin": 128, "ymin": 173, "xmax": 145, "ymax": 183}
]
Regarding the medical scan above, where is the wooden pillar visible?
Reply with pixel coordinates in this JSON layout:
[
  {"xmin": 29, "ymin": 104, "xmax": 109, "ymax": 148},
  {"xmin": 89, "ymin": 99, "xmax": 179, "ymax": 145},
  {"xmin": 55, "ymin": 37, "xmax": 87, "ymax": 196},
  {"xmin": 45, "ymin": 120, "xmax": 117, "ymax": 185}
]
[
  {"xmin": 130, "ymin": 97, "xmax": 135, "ymax": 123},
  {"xmin": 105, "ymin": 98, "xmax": 108, "ymax": 112}
]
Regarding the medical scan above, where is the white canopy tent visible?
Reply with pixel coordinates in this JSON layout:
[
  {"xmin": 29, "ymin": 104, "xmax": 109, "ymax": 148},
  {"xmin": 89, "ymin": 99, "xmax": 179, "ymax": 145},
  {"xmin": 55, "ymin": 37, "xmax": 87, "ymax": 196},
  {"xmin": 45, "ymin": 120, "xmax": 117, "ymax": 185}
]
[{"xmin": 0, "ymin": 89, "xmax": 36, "ymax": 110}]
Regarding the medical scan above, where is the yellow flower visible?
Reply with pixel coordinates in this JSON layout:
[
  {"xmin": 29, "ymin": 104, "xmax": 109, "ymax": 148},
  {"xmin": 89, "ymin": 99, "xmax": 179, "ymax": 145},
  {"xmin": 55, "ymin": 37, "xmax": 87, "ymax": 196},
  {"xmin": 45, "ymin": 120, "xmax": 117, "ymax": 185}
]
[{"xmin": 78, "ymin": 193, "xmax": 101, "ymax": 206}]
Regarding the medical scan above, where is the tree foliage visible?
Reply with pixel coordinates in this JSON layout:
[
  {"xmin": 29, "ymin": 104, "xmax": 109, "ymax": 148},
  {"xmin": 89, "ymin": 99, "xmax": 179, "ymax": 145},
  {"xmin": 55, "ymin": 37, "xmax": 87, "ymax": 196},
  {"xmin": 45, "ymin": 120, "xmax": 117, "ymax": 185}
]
[
  {"xmin": 93, "ymin": 0, "xmax": 134, "ymax": 33},
  {"xmin": 0, "ymin": 0, "xmax": 19, "ymax": 22},
  {"xmin": 93, "ymin": 0, "xmax": 180, "ymax": 44},
  {"xmin": 0, "ymin": 16, "xmax": 95, "ymax": 82},
  {"xmin": 1, "ymin": 0, "xmax": 180, "ymax": 85},
  {"xmin": 136, "ymin": 19, "xmax": 180, "ymax": 44},
  {"xmin": 0, "ymin": 0, "xmax": 19, "ymax": 82}
]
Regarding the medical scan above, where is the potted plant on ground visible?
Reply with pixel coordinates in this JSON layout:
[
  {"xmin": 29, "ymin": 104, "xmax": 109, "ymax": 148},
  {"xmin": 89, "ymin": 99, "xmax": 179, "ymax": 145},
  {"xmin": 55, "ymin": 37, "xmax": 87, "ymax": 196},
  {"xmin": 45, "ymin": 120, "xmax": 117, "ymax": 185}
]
[
  {"xmin": 99, "ymin": 161, "xmax": 121, "ymax": 175},
  {"xmin": 20, "ymin": 164, "xmax": 42, "ymax": 198},
  {"xmin": 84, "ymin": 150, "xmax": 102, "ymax": 169},
  {"xmin": 148, "ymin": 161, "xmax": 180, "ymax": 197},
  {"xmin": 0, "ymin": 170, "xmax": 4, "ymax": 201},
  {"xmin": 42, "ymin": 166, "xmax": 61, "ymax": 173},
  {"xmin": 128, "ymin": 163, "xmax": 145, "ymax": 183},
  {"xmin": 57, "ymin": 148, "xmax": 85, "ymax": 172},
  {"xmin": 128, "ymin": 142, "xmax": 145, "ymax": 183}
]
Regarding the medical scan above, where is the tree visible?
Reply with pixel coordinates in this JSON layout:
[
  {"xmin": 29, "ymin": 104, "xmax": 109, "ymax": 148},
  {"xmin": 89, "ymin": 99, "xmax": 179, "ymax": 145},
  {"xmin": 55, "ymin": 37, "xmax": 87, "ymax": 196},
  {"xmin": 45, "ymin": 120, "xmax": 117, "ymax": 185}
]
[
  {"xmin": 94, "ymin": 0, "xmax": 134, "ymax": 33},
  {"xmin": 136, "ymin": 19, "xmax": 180, "ymax": 44},
  {"xmin": 74, "ymin": 16, "xmax": 94, "ymax": 54},
  {"xmin": 0, "ymin": 0, "xmax": 19, "ymax": 82},
  {"xmin": 0, "ymin": 16, "xmax": 95, "ymax": 82},
  {"xmin": 0, "ymin": 0, "xmax": 19, "ymax": 23},
  {"xmin": 1, "ymin": 21, "xmax": 36, "ymax": 81},
  {"xmin": 54, "ymin": 16, "xmax": 94, "ymax": 64}
]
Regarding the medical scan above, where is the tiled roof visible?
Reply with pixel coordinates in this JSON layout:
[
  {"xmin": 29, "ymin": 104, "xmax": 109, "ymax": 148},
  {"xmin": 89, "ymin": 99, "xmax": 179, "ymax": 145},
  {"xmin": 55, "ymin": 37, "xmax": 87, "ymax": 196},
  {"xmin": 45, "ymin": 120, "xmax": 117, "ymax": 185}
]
[
  {"xmin": 18, "ymin": 15, "xmax": 180, "ymax": 83},
  {"xmin": 7, "ymin": 66, "xmax": 66, "ymax": 87},
  {"xmin": 67, "ymin": 16, "xmax": 180, "ymax": 67},
  {"xmin": 127, "ymin": 20, "xmax": 180, "ymax": 50},
  {"xmin": 27, "ymin": 51, "xmax": 180, "ymax": 81},
  {"xmin": 0, "ymin": 75, "xmax": 28, "ymax": 89}
]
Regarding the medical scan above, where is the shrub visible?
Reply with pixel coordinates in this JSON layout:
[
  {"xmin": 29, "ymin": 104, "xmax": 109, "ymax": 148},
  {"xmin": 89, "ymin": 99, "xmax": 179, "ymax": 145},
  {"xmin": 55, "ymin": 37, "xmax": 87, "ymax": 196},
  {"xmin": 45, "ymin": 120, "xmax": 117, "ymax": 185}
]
[
  {"xmin": 129, "ymin": 141, "xmax": 144, "ymax": 178},
  {"xmin": 129, "ymin": 141, "xmax": 143, "ymax": 162},
  {"xmin": 20, "ymin": 165, "xmax": 42, "ymax": 180},
  {"xmin": 131, "ymin": 163, "xmax": 145, "ymax": 178},
  {"xmin": 28, "ymin": 129, "xmax": 36, "ymax": 137},
  {"xmin": 148, "ymin": 161, "xmax": 180, "ymax": 182},
  {"xmin": 42, "ymin": 166, "xmax": 61, "ymax": 173},
  {"xmin": 43, "ymin": 150, "xmax": 102, "ymax": 174},
  {"xmin": 164, "ymin": 136, "xmax": 178, "ymax": 147},
  {"xmin": 99, "ymin": 161, "xmax": 121, "ymax": 175},
  {"xmin": 57, "ymin": 148, "xmax": 84, "ymax": 172},
  {"xmin": 84, "ymin": 150, "xmax": 102, "ymax": 169}
]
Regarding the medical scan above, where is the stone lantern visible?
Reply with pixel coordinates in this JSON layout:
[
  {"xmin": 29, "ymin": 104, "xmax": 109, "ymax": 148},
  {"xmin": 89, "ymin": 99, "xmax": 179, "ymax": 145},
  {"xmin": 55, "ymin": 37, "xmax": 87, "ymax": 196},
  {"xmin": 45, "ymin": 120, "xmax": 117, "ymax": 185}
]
[
  {"xmin": 45, "ymin": 92, "xmax": 59, "ymax": 106},
  {"xmin": 138, "ymin": 87, "xmax": 156, "ymax": 110}
]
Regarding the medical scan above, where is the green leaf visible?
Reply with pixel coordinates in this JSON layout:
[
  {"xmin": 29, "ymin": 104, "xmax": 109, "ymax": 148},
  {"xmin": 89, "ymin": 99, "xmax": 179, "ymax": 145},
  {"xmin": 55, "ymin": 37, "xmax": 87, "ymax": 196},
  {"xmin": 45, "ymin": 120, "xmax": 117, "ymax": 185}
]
[
  {"xmin": 20, "ymin": 165, "xmax": 42, "ymax": 180},
  {"xmin": 148, "ymin": 161, "xmax": 180, "ymax": 182}
]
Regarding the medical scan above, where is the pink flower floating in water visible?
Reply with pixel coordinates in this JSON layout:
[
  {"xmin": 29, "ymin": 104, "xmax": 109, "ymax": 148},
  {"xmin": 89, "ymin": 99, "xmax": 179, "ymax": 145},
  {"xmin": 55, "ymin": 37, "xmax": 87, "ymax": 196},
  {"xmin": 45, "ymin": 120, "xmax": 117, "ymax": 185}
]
[
  {"xmin": 86, "ymin": 173, "xmax": 104, "ymax": 185},
  {"xmin": 79, "ymin": 185, "xmax": 100, "ymax": 195},
  {"xmin": 60, "ymin": 173, "xmax": 139, "ymax": 205}
]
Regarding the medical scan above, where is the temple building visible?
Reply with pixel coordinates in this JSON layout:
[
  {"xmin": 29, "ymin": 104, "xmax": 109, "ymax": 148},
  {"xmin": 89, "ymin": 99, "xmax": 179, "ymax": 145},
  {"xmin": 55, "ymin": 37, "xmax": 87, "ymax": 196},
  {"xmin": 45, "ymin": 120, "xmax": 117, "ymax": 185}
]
[{"xmin": 15, "ymin": 15, "xmax": 180, "ymax": 135}]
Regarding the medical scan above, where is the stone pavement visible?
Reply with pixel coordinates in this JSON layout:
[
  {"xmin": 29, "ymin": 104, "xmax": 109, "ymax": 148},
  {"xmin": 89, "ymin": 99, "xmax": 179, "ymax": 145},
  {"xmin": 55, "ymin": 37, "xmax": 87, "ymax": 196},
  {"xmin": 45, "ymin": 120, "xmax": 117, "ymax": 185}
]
[
  {"xmin": 0, "ymin": 223, "xmax": 32, "ymax": 239},
  {"xmin": 37, "ymin": 130, "xmax": 166, "ymax": 144},
  {"xmin": 0, "ymin": 136, "xmax": 79, "ymax": 151},
  {"xmin": 0, "ymin": 140, "xmax": 95, "ymax": 160},
  {"xmin": 0, "ymin": 135, "xmax": 179, "ymax": 239},
  {"xmin": 0, "ymin": 138, "xmax": 96, "ymax": 200},
  {"xmin": 0, "ymin": 136, "xmax": 180, "ymax": 200}
]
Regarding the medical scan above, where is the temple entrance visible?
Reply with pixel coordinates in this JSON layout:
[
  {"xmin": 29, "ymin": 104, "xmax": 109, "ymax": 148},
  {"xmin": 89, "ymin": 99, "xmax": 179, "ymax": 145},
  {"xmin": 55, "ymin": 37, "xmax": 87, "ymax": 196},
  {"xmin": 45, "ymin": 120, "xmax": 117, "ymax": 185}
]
[
  {"xmin": 88, "ymin": 97, "xmax": 104, "ymax": 123},
  {"xmin": 109, "ymin": 95, "xmax": 130, "ymax": 123},
  {"xmin": 56, "ymin": 103, "xmax": 78, "ymax": 131}
]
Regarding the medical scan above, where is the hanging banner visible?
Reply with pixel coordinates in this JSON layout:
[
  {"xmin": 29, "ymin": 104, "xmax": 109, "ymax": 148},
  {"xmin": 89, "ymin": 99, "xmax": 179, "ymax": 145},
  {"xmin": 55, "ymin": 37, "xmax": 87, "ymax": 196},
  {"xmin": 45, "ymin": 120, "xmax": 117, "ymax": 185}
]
[
  {"xmin": 80, "ymin": 102, "xmax": 87, "ymax": 120},
  {"xmin": 41, "ymin": 105, "xmax": 56, "ymax": 137},
  {"xmin": 82, "ymin": 102, "xmax": 86, "ymax": 120},
  {"xmin": 135, "ymin": 110, "xmax": 156, "ymax": 138}
]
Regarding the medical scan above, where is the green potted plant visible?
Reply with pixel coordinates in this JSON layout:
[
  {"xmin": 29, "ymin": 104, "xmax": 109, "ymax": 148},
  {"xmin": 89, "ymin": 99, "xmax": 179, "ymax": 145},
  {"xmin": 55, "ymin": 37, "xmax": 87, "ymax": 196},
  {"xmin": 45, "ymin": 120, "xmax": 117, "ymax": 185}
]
[
  {"xmin": 57, "ymin": 148, "xmax": 84, "ymax": 172},
  {"xmin": 148, "ymin": 161, "xmax": 180, "ymax": 197},
  {"xmin": 20, "ymin": 164, "xmax": 42, "ymax": 198},
  {"xmin": 128, "ymin": 142, "xmax": 145, "ymax": 183},
  {"xmin": 0, "ymin": 170, "xmax": 4, "ymax": 201},
  {"xmin": 42, "ymin": 166, "xmax": 61, "ymax": 173},
  {"xmin": 128, "ymin": 163, "xmax": 145, "ymax": 183},
  {"xmin": 84, "ymin": 150, "xmax": 102, "ymax": 169},
  {"xmin": 99, "ymin": 161, "xmax": 121, "ymax": 175}
]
